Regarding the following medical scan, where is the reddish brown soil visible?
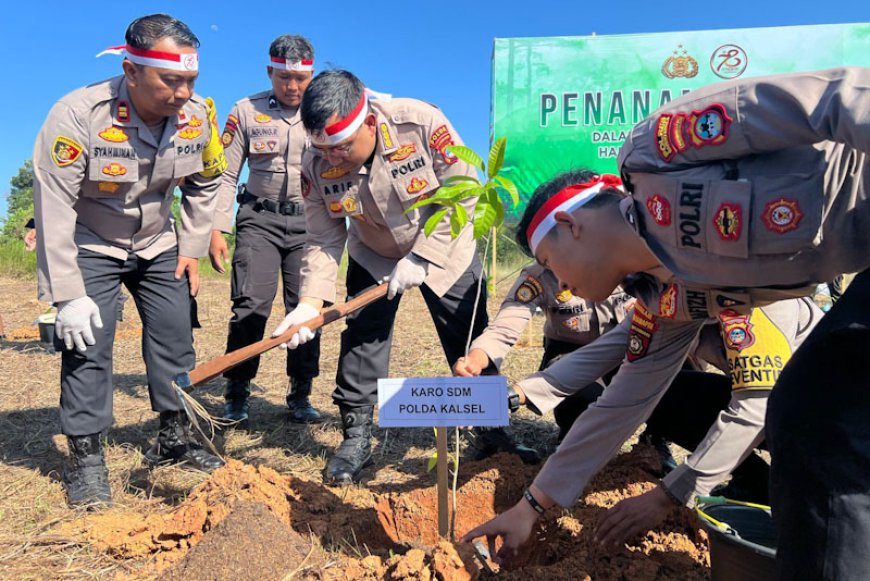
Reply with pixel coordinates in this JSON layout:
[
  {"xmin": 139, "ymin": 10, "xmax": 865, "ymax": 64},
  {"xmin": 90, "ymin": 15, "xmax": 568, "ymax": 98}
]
[{"xmin": 54, "ymin": 444, "xmax": 709, "ymax": 579}]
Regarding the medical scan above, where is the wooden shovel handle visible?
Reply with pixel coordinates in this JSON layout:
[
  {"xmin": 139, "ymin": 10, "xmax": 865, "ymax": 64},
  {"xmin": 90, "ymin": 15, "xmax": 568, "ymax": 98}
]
[{"xmin": 186, "ymin": 282, "xmax": 389, "ymax": 387}]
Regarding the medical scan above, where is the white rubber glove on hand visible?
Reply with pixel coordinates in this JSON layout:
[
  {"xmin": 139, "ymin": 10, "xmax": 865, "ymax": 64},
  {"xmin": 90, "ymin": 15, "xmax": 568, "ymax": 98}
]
[
  {"xmin": 56, "ymin": 296, "xmax": 103, "ymax": 353},
  {"xmin": 272, "ymin": 303, "xmax": 320, "ymax": 350},
  {"xmin": 387, "ymin": 254, "xmax": 429, "ymax": 300}
]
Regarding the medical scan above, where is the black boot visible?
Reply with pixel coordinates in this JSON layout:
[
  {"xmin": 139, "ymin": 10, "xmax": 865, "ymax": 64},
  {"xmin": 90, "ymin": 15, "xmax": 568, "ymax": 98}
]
[
  {"xmin": 65, "ymin": 434, "xmax": 112, "ymax": 509},
  {"xmin": 144, "ymin": 411, "xmax": 225, "ymax": 472},
  {"xmin": 222, "ymin": 378, "xmax": 251, "ymax": 424},
  {"xmin": 639, "ymin": 430, "xmax": 677, "ymax": 475},
  {"xmin": 324, "ymin": 405, "xmax": 374, "ymax": 485},
  {"xmin": 469, "ymin": 427, "xmax": 542, "ymax": 464},
  {"xmin": 286, "ymin": 378, "xmax": 322, "ymax": 424}
]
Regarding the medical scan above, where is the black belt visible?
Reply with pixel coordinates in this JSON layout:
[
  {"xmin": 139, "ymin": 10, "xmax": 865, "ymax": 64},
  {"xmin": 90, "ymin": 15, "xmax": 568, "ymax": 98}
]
[{"xmin": 237, "ymin": 187, "xmax": 304, "ymax": 216}]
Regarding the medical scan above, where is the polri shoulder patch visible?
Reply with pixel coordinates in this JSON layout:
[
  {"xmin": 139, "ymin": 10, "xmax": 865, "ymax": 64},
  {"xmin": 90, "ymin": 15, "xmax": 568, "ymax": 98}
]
[{"xmin": 51, "ymin": 135, "xmax": 84, "ymax": 167}]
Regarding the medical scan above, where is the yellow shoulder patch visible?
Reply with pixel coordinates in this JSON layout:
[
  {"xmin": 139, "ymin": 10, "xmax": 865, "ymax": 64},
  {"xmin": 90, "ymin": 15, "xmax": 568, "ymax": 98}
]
[{"xmin": 51, "ymin": 135, "xmax": 84, "ymax": 167}]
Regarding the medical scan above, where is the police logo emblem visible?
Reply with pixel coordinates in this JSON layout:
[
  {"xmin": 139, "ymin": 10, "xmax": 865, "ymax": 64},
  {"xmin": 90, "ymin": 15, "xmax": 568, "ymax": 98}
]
[
  {"xmin": 662, "ymin": 45, "xmax": 699, "ymax": 79},
  {"xmin": 101, "ymin": 162, "xmax": 127, "ymax": 177},
  {"xmin": 659, "ymin": 284, "xmax": 678, "ymax": 318},
  {"xmin": 720, "ymin": 311, "xmax": 756, "ymax": 352},
  {"xmin": 188, "ymin": 115, "xmax": 203, "ymax": 127},
  {"xmin": 51, "ymin": 135, "xmax": 83, "ymax": 167},
  {"xmin": 687, "ymin": 103, "xmax": 731, "ymax": 147},
  {"xmin": 328, "ymin": 201, "xmax": 343, "ymax": 213},
  {"xmin": 407, "ymin": 177, "xmax": 428, "ymax": 194},
  {"xmin": 713, "ymin": 203, "xmax": 741, "ymax": 241},
  {"xmin": 98, "ymin": 126, "xmax": 129, "ymax": 143},
  {"xmin": 342, "ymin": 196, "xmax": 358, "ymax": 213},
  {"xmin": 646, "ymin": 194, "xmax": 671, "ymax": 226},
  {"xmin": 555, "ymin": 289, "xmax": 573, "ymax": 303},
  {"xmin": 762, "ymin": 197, "xmax": 803, "ymax": 234}
]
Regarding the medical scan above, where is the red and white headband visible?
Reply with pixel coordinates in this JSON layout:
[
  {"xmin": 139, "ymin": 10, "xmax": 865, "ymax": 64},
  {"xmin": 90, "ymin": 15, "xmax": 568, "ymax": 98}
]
[
  {"xmin": 269, "ymin": 56, "xmax": 314, "ymax": 71},
  {"xmin": 96, "ymin": 45, "xmax": 199, "ymax": 72},
  {"xmin": 311, "ymin": 92, "xmax": 369, "ymax": 146},
  {"xmin": 526, "ymin": 174, "xmax": 623, "ymax": 254}
]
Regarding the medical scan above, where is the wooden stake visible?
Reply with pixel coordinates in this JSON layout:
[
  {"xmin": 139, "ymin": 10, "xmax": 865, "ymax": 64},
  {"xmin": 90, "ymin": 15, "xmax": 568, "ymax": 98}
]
[
  {"xmin": 490, "ymin": 227, "xmax": 497, "ymax": 290},
  {"xmin": 436, "ymin": 427, "xmax": 449, "ymax": 538}
]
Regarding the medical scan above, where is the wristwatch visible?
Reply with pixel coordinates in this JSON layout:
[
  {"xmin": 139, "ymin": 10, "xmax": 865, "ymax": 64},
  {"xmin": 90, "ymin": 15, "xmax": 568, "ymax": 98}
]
[{"xmin": 507, "ymin": 384, "xmax": 521, "ymax": 413}]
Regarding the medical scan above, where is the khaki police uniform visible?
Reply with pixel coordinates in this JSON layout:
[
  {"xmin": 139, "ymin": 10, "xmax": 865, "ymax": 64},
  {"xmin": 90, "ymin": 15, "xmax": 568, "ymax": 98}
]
[
  {"xmin": 610, "ymin": 67, "xmax": 870, "ymax": 577},
  {"xmin": 470, "ymin": 264, "xmax": 632, "ymax": 370},
  {"xmin": 300, "ymin": 97, "xmax": 488, "ymax": 407},
  {"xmin": 33, "ymin": 75, "xmax": 219, "ymax": 436},
  {"xmin": 522, "ymin": 297, "xmax": 819, "ymax": 507},
  {"xmin": 214, "ymin": 92, "xmax": 320, "ymax": 384}
]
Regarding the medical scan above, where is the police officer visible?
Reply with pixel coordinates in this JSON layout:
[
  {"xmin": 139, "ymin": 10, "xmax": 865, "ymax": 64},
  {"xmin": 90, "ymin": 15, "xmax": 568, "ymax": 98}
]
[
  {"xmin": 33, "ymin": 14, "xmax": 225, "ymax": 508},
  {"xmin": 455, "ymin": 265, "xmax": 641, "ymax": 440},
  {"xmin": 271, "ymin": 70, "xmax": 492, "ymax": 485},
  {"xmin": 464, "ymin": 68, "xmax": 870, "ymax": 578},
  {"xmin": 209, "ymin": 35, "xmax": 322, "ymax": 425}
]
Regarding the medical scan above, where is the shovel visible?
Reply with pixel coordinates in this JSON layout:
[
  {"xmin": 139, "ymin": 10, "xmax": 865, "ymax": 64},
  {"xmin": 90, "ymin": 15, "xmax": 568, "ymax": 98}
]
[{"xmin": 171, "ymin": 282, "xmax": 389, "ymax": 454}]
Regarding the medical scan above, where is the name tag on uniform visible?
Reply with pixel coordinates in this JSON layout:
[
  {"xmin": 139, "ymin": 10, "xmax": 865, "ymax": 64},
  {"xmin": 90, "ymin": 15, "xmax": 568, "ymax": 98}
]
[{"xmin": 378, "ymin": 376, "xmax": 508, "ymax": 427}]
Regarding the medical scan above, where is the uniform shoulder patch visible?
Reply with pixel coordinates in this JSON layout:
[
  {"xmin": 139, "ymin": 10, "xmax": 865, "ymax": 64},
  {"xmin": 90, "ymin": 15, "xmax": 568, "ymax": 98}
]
[
  {"xmin": 627, "ymin": 303, "xmax": 657, "ymax": 362},
  {"xmin": 51, "ymin": 135, "xmax": 84, "ymax": 167},
  {"xmin": 514, "ymin": 276, "xmax": 544, "ymax": 304}
]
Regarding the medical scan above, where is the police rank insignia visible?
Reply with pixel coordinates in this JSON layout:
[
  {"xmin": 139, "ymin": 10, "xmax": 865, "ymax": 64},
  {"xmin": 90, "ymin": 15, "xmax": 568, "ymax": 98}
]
[
  {"xmin": 719, "ymin": 310, "xmax": 755, "ymax": 352},
  {"xmin": 254, "ymin": 113, "xmax": 272, "ymax": 123},
  {"xmin": 627, "ymin": 303, "xmax": 657, "ymax": 362},
  {"xmin": 658, "ymin": 284, "xmax": 678, "ymax": 318},
  {"xmin": 116, "ymin": 101, "xmax": 130, "ymax": 122},
  {"xmin": 762, "ymin": 197, "xmax": 803, "ymax": 234},
  {"xmin": 646, "ymin": 194, "xmax": 671, "ymax": 226},
  {"xmin": 177, "ymin": 127, "xmax": 203, "ymax": 140},
  {"xmin": 407, "ymin": 177, "xmax": 428, "ymax": 194},
  {"xmin": 98, "ymin": 126, "xmax": 129, "ymax": 143},
  {"xmin": 51, "ymin": 135, "xmax": 84, "ymax": 167},
  {"xmin": 514, "ymin": 276, "xmax": 544, "ymax": 304},
  {"xmin": 389, "ymin": 144, "xmax": 417, "ymax": 162},
  {"xmin": 321, "ymin": 166, "xmax": 349, "ymax": 179},
  {"xmin": 101, "ymin": 162, "xmax": 127, "ymax": 177},
  {"xmin": 713, "ymin": 203, "xmax": 741, "ymax": 241},
  {"xmin": 379, "ymin": 123, "xmax": 394, "ymax": 149}
]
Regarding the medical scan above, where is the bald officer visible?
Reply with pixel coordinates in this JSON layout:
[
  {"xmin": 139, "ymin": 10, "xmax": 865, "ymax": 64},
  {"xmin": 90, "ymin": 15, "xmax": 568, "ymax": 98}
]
[
  {"xmin": 465, "ymin": 67, "xmax": 870, "ymax": 578},
  {"xmin": 271, "ymin": 70, "xmax": 492, "ymax": 485},
  {"xmin": 209, "ymin": 35, "xmax": 322, "ymax": 425},
  {"xmin": 34, "ymin": 14, "xmax": 225, "ymax": 508}
]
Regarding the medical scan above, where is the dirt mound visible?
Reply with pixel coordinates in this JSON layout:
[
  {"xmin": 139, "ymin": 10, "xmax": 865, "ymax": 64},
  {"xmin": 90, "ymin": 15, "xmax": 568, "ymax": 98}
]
[
  {"xmin": 57, "ymin": 460, "xmax": 295, "ymax": 572},
  {"xmin": 161, "ymin": 501, "xmax": 315, "ymax": 581},
  {"xmin": 54, "ymin": 445, "xmax": 709, "ymax": 579}
]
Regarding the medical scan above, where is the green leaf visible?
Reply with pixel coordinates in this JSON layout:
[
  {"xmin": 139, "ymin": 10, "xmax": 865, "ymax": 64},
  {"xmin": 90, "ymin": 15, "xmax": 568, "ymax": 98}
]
[
  {"xmin": 427, "ymin": 453, "xmax": 438, "ymax": 472},
  {"xmin": 487, "ymin": 187, "xmax": 505, "ymax": 228},
  {"xmin": 449, "ymin": 204, "xmax": 469, "ymax": 238},
  {"xmin": 424, "ymin": 207, "xmax": 449, "ymax": 237},
  {"xmin": 444, "ymin": 175, "xmax": 480, "ymax": 186},
  {"xmin": 472, "ymin": 195, "xmax": 498, "ymax": 239},
  {"xmin": 405, "ymin": 183, "xmax": 474, "ymax": 213},
  {"xmin": 493, "ymin": 175, "xmax": 520, "ymax": 208},
  {"xmin": 445, "ymin": 145, "xmax": 484, "ymax": 172},
  {"xmin": 487, "ymin": 137, "xmax": 507, "ymax": 179}
]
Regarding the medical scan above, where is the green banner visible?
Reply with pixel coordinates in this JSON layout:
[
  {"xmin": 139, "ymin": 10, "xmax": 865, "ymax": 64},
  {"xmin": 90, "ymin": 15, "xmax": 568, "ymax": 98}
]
[{"xmin": 492, "ymin": 23, "xmax": 870, "ymax": 218}]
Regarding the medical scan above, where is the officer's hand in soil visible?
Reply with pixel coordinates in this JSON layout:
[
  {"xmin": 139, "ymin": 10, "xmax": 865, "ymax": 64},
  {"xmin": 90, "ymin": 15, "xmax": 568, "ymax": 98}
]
[
  {"xmin": 208, "ymin": 230, "xmax": 230, "ymax": 274},
  {"xmin": 175, "ymin": 256, "xmax": 200, "ymax": 297},
  {"xmin": 596, "ymin": 485, "xmax": 675, "ymax": 547},
  {"xmin": 460, "ymin": 493, "xmax": 542, "ymax": 569}
]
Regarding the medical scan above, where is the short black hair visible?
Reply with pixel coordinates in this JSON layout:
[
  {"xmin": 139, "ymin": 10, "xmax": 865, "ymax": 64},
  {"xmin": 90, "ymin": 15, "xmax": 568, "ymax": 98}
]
[
  {"xmin": 300, "ymin": 70, "xmax": 365, "ymax": 132},
  {"xmin": 269, "ymin": 34, "xmax": 314, "ymax": 62},
  {"xmin": 125, "ymin": 14, "xmax": 199, "ymax": 50},
  {"xmin": 516, "ymin": 169, "xmax": 624, "ymax": 256}
]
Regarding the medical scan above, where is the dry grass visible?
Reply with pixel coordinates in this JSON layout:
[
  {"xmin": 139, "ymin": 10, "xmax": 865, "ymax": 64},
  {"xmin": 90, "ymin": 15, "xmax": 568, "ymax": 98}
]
[{"xmin": 0, "ymin": 262, "xmax": 563, "ymax": 579}]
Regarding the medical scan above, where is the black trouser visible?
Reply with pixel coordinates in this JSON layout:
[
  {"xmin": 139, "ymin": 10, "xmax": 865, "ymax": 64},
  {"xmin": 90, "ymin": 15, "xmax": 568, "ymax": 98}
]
[
  {"xmin": 60, "ymin": 248, "xmax": 193, "ymax": 436},
  {"xmin": 333, "ymin": 256, "xmax": 489, "ymax": 407},
  {"xmin": 224, "ymin": 203, "xmax": 320, "ymax": 382},
  {"xmin": 767, "ymin": 268, "xmax": 870, "ymax": 580}
]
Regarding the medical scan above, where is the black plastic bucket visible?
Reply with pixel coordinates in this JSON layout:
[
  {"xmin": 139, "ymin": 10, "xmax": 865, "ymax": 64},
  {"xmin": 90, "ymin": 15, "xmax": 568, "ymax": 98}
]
[{"xmin": 698, "ymin": 503, "xmax": 777, "ymax": 581}]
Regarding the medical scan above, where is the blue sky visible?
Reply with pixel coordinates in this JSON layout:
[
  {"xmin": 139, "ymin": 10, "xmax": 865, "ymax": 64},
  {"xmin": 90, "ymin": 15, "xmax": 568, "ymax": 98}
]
[{"xmin": 1, "ymin": 0, "xmax": 868, "ymax": 216}]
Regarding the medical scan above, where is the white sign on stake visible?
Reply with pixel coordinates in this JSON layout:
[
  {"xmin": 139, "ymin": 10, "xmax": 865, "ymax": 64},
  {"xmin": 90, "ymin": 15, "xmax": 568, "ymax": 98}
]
[{"xmin": 377, "ymin": 376, "xmax": 509, "ymax": 428}]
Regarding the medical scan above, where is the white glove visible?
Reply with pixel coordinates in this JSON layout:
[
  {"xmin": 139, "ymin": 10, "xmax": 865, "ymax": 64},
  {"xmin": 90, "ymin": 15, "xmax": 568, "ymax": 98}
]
[
  {"xmin": 271, "ymin": 303, "xmax": 319, "ymax": 350},
  {"xmin": 387, "ymin": 254, "xmax": 429, "ymax": 300},
  {"xmin": 56, "ymin": 296, "xmax": 103, "ymax": 353}
]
